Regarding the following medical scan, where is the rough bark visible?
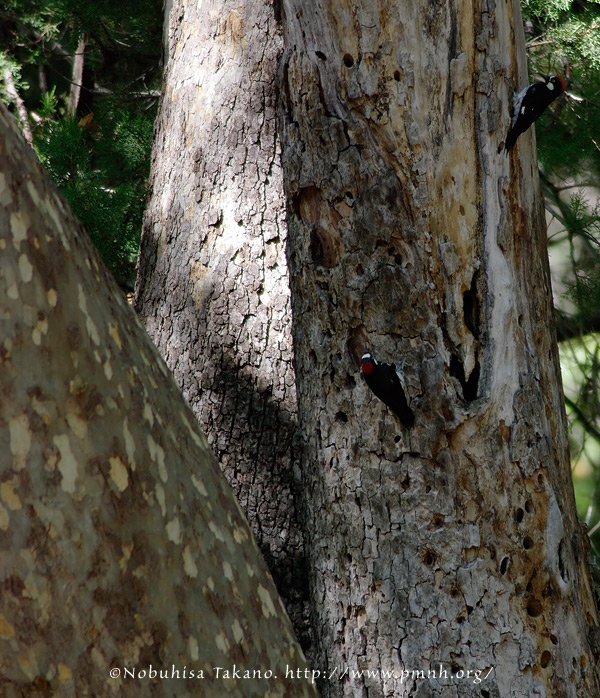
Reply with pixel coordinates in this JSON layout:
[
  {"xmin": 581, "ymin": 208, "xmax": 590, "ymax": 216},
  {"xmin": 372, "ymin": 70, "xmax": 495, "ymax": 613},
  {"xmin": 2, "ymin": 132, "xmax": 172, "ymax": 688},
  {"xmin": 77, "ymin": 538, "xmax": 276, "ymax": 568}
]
[
  {"xmin": 134, "ymin": 0, "xmax": 310, "ymax": 651},
  {"xmin": 278, "ymin": 0, "xmax": 600, "ymax": 696},
  {"xmin": 0, "ymin": 104, "xmax": 316, "ymax": 698}
]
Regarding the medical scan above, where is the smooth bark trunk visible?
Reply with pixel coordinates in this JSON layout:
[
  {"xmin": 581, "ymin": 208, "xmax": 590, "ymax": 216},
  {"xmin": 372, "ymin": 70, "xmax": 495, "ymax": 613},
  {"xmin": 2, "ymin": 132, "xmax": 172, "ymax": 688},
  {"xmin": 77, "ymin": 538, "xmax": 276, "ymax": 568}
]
[{"xmin": 0, "ymin": 103, "xmax": 315, "ymax": 698}]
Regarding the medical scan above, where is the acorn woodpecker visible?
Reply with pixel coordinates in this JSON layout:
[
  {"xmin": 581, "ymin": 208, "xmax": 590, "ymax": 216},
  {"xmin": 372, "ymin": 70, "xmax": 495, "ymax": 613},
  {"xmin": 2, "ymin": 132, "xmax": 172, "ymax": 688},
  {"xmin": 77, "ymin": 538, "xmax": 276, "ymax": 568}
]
[
  {"xmin": 361, "ymin": 351, "xmax": 415, "ymax": 428},
  {"xmin": 502, "ymin": 74, "xmax": 566, "ymax": 152}
]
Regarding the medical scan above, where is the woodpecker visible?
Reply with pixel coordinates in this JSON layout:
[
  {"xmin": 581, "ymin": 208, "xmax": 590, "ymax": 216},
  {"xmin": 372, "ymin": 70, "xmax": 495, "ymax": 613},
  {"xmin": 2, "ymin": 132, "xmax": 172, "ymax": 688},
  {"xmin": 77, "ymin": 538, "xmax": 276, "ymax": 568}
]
[
  {"xmin": 361, "ymin": 351, "xmax": 415, "ymax": 428},
  {"xmin": 502, "ymin": 74, "xmax": 566, "ymax": 153}
]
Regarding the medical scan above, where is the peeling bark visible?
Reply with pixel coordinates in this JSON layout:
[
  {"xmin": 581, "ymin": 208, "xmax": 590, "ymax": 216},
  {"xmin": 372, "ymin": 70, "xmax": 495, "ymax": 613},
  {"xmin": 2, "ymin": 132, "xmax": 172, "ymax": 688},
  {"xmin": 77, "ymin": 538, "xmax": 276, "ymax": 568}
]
[
  {"xmin": 279, "ymin": 0, "xmax": 600, "ymax": 696},
  {"xmin": 134, "ymin": 0, "xmax": 310, "ymax": 652},
  {"xmin": 0, "ymin": 104, "xmax": 315, "ymax": 698}
]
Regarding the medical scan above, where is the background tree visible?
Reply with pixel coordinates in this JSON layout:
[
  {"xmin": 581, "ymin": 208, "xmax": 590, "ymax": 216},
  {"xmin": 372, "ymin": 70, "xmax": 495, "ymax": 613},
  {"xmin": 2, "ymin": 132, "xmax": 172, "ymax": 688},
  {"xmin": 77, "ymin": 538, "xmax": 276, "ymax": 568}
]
[
  {"xmin": 520, "ymin": 0, "xmax": 600, "ymax": 548},
  {"xmin": 278, "ymin": 0, "xmax": 599, "ymax": 695},
  {"xmin": 133, "ymin": 0, "xmax": 311, "ymax": 653},
  {"xmin": 0, "ymin": 100, "xmax": 316, "ymax": 698},
  {"xmin": 0, "ymin": 0, "xmax": 162, "ymax": 288}
]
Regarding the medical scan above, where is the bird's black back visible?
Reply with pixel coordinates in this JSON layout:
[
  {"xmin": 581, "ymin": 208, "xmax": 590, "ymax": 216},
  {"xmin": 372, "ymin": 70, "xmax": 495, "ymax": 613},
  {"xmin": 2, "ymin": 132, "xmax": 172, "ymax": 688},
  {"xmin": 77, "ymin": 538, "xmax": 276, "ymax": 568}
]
[
  {"xmin": 364, "ymin": 361, "xmax": 415, "ymax": 428},
  {"xmin": 505, "ymin": 77, "xmax": 564, "ymax": 151}
]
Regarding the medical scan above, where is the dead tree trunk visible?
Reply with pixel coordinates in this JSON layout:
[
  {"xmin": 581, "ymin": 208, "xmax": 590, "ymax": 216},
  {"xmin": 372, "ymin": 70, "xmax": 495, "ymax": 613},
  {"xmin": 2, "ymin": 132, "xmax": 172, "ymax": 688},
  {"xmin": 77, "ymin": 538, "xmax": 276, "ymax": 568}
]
[
  {"xmin": 134, "ymin": 0, "xmax": 310, "ymax": 651},
  {"xmin": 0, "ymin": 104, "xmax": 315, "ymax": 698},
  {"xmin": 278, "ymin": 0, "xmax": 600, "ymax": 695}
]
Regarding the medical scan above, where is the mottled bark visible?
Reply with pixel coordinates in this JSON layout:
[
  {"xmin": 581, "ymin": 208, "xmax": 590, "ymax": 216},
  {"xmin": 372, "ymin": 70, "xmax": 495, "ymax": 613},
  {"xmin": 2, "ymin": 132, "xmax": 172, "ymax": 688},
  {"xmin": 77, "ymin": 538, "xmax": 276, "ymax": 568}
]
[
  {"xmin": 0, "ymin": 105, "xmax": 315, "ymax": 698},
  {"xmin": 134, "ymin": 0, "xmax": 309, "ymax": 650},
  {"xmin": 279, "ymin": 0, "xmax": 600, "ymax": 696}
]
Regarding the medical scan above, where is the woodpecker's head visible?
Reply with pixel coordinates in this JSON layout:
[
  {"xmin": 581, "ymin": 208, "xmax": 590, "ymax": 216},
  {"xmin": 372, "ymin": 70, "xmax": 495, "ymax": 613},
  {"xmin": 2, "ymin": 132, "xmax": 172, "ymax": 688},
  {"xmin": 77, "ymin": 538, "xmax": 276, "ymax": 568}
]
[
  {"xmin": 361, "ymin": 351, "xmax": 375, "ymax": 376},
  {"xmin": 540, "ymin": 74, "xmax": 566, "ymax": 93}
]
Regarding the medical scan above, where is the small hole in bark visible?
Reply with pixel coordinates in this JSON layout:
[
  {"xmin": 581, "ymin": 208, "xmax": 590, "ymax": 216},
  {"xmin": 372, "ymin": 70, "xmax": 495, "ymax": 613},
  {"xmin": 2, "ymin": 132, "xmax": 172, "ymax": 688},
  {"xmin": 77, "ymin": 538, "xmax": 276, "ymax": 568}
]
[
  {"xmin": 309, "ymin": 226, "xmax": 341, "ymax": 267},
  {"xmin": 394, "ymin": 435, "xmax": 401, "ymax": 443},
  {"xmin": 482, "ymin": 691, "xmax": 490, "ymax": 698},
  {"xmin": 515, "ymin": 507, "xmax": 524, "ymax": 523},
  {"xmin": 500, "ymin": 557, "xmax": 509, "ymax": 575},
  {"xmin": 343, "ymin": 54, "xmax": 354, "ymax": 67},
  {"xmin": 315, "ymin": 50, "xmax": 327, "ymax": 60},
  {"xmin": 523, "ymin": 536, "xmax": 534, "ymax": 550},
  {"xmin": 335, "ymin": 411, "xmax": 348, "ymax": 423},
  {"xmin": 463, "ymin": 271, "xmax": 481, "ymax": 339},
  {"xmin": 527, "ymin": 598, "xmax": 543, "ymax": 617},
  {"xmin": 550, "ymin": 634, "xmax": 558, "ymax": 645},
  {"xmin": 394, "ymin": 254, "xmax": 402, "ymax": 265},
  {"xmin": 540, "ymin": 650, "xmax": 551, "ymax": 668},
  {"xmin": 432, "ymin": 514, "xmax": 444, "ymax": 528},
  {"xmin": 394, "ymin": 70, "xmax": 401, "ymax": 81},
  {"xmin": 422, "ymin": 549, "xmax": 435, "ymax": 566},
  {"xmin": 449, "ymin": 354, "xmax": 479, "ymax": 401},
  {"xmin": 425, "ymin": 485, "xmax": 431, "ymax": 493},
  {"xmin": 526, "ymin": 582, "xmax": 533, "ymax": 593},
  {"xmin": 558, "ymin": 538, "xmax": 568, "ymax": 582},
  {"xmin": 525, "ymin": 499, "xmax": 533, "ymax": 513}
]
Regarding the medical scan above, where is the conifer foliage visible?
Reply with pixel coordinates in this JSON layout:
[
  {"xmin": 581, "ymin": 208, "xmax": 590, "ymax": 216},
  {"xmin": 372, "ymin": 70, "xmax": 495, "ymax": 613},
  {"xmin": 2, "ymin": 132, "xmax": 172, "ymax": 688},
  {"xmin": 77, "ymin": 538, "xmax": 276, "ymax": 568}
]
[
  {"xmin": 0, "ymin": 0, "xmax": 162, "ymax": 288},
  {"xmin": 523, "ymin": 0, "xmax": 600, "ymax": 542}
]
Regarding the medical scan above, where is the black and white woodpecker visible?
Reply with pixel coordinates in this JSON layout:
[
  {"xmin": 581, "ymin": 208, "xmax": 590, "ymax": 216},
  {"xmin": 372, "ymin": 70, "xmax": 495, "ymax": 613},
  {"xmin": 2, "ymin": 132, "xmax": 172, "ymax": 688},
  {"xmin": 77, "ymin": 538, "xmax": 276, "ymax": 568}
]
[
  {"xmin": 360, "ymin": 350, "xmax": 415, "ymax": 428},
  {"xmin": 502, "ymin": 74, "xmax": 566, "ymax": 153}
]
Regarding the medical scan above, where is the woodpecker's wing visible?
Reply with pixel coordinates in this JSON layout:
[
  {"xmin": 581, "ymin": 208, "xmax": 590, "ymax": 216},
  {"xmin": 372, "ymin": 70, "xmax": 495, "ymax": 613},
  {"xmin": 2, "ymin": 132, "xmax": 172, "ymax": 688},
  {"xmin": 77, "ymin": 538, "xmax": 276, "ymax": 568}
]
[
  {"xmin": 511, "ymin": 84, "xmax": 531, "ymax": 127},
  {"xmin": 505, "ymin": 78, "xmax": 564, "ymax": 151},
  {"xmin": 371, "ymin": 362, "xmax": 415, "ymax": 427}
]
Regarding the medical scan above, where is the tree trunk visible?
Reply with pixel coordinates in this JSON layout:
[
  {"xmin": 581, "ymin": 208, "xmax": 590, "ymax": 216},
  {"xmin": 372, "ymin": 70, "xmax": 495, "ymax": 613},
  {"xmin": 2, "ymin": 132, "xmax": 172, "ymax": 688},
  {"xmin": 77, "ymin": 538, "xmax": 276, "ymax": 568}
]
[
  {"xmin": 278, "ymin": 0, "xmax": 600, "ymax": 695},
  {"xmin": 67, "ymin": 34, "xmax": 86, "ymax": 115},
  {"xmin": 0, "ymin": 103, "xmax": 316, "ymax": 698},
  {"xmin": 2, "ymin": 67, "xmax": 33, "ymax": 144},
  {"xmin": 134, "ymin": 0, "xmax": 311, "ymax": 651}
]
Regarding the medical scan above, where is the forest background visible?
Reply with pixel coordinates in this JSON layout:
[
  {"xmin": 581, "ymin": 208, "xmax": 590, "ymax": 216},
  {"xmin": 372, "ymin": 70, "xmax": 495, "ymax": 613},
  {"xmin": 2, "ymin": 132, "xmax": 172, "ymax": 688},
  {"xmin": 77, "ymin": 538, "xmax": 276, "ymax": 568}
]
[{"xmin": 3, "ymin": 0, "xmax": 600, "ymax": 565}]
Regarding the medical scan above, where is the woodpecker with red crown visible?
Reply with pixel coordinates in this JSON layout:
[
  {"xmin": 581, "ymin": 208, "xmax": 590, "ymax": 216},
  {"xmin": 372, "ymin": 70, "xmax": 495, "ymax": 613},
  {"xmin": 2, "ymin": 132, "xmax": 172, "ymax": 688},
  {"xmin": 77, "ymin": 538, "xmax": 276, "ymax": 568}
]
[
  {"xmin": 501, "ymin": 74, "xmax": 566, "ymax": 153},
  {"xmin": 361, "ymin": 350, "xmax": 415, "ymax": 428}
]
